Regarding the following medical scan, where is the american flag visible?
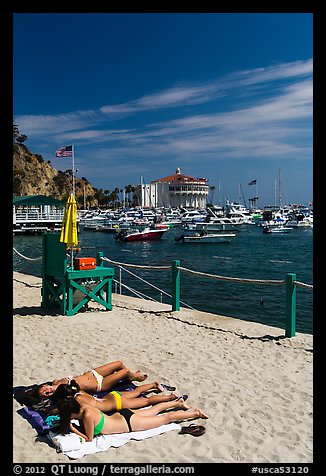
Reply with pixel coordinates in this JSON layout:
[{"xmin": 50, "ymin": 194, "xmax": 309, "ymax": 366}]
[
  {"xmin": 248, "ymin": 179, "xmax": 257, "ymax": 186},
  {"xmin": 55, "ymin": 145, "xmax": 73, "ymax": 157}
]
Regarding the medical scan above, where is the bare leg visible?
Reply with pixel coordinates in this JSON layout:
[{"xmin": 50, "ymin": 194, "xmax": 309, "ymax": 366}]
[
  {"xmin": 146, "ymin": 394, "xmax": 177, "ymax": 405},
  {"xmin": 93, "ymin": 361, "xmax": 127, "ymax": 376},
  {"xmin": 121, "ymin": 382, "xmax": 163, "ymax": 399},
  {"xmin": 117, "ymin": 393, "xmax": 177, "ymax": 410},
  {"xmin": 100, "ymin": 368, "xmax": 133, "ymax": 392},
  {"xmin": 130, "ymin": 408, "xmax": 208, "ymax": 432},
  {"xmin": 132, "ymin": 399, "xmax": 189, "ymax": 416},
  {"xmin": 100, "ymin": 367, "xmax": 148, "ymax": 392},
  {"xmin": 128, "ymin": 370, "xmax": 148, "ymax": 382}
]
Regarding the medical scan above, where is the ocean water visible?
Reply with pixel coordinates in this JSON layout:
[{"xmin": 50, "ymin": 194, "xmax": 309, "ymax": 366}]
[{"xmin": 13, "ymin": 224, "xmax": 313, "ymax": 334}]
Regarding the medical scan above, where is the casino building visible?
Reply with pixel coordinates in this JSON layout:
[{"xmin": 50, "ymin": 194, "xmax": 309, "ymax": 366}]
[{"xmin": 136, "ymin": 168, "xmax": 209, "ymax": 209}]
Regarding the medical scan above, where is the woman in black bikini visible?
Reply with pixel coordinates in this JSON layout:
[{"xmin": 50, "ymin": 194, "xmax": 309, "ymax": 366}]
[{"xmin": 55, "ymin": 383, "xmax": 208, "ymax": 442}]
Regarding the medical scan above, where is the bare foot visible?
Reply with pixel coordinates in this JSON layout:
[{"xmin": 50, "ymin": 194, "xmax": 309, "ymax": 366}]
[
  {"xmin": 176, "ymin": 398, "xmax": 190, "ymax": 410},
  {"xmin": 168, "ymin": 393, "xmax": 177, "ymax": 400},
  {"xmin": 155, "ymin": 382, "xmax": 164, "ymax": 392},
  {"xmin": 194, "ymin": 408, "xmax": 208, "ymax": 419},
  {"xmin": 130, "ymin": 370, "xmax": 148, "ymax": 382}
]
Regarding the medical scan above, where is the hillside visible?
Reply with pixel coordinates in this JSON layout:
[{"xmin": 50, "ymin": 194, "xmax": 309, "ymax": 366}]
[{"xmin": 13, "ymin": 143, "xmax": 99, "ymax": 207}]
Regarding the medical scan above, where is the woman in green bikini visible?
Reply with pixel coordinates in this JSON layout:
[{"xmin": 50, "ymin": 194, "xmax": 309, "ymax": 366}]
[{"xmin": 55, "ymin": 383, "xmax": 208, "ymax": 442}]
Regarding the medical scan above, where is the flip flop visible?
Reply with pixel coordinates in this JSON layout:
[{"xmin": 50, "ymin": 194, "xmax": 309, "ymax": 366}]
[
  {"xmin": 178, "ymin": 424, "xmax": 206, "ymax": 437},
  {"xmin": 161, "ymin": 383, "xmax": 176, "ymax": 391},
  {"xmin": 175, "ymin": 394, "xmax": 189, "ymax": 402}
]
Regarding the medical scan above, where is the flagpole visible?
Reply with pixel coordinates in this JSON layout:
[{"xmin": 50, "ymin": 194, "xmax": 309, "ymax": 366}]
[
  {"xmin": 71, "ymin": 144, "xmax": 75, "ymax": 270},
  {"xmin": 72, "ymin": 144, "xmax": 75, "ymax": 197}
]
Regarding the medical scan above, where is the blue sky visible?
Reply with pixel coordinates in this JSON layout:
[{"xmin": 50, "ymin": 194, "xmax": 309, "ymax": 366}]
[{"xmin": 13, "ymin": 13, "xmax": 313, "ymax": 207}]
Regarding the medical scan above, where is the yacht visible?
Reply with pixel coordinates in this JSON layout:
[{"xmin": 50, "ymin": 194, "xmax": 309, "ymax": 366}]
[
  {"xmin": 225, "ymin": 202, "xmax": 253, "ymax": 224},
  {"xmin": 195, "ymin": 217, "xmax": 238, "ymax": 233},
  {"xmin": 180, "ymin": 209, "xmax": 207, "ymax": 223}
]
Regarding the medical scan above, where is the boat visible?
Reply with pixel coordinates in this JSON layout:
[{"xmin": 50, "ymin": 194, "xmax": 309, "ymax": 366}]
[
  {"xmin": 180, "ymin": 210, "xmax": 207, "ymax": 223},
  {"xmin": 262, "ymin": 225, "xmax": 293, "ymax": 234},
  {"xmin": 225, "ymin": 201, "xmax": 253, "ymax": 224},
  {"xmin": 115, "ymin": 226, "xmax": 168, "ymax": 242},
  {"xmin": 195, "ymin": 217, "xmax": 238, "ymax": 233},
  {"xmin": 175, "ymin": 232, "xmax": 236, "ymax": 243}
]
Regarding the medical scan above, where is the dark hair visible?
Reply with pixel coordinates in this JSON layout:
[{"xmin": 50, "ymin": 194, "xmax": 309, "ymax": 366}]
[
  {"xmin": 54, "ymin": 381, "xmax": 81, "ymax": 434},
  {"xmin": 14, "ymin": 385, "xmax": 42, "ymax": 406},
  {"xmin": 53, "ymin": 379, "xmax": 80, "ymax": 401},
  {"xmin": 13, "ymin": 382, "xmax": 56, "ymax": 414}
]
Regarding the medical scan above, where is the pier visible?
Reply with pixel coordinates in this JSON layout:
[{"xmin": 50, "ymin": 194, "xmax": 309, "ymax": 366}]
[{"xmin": 13, "ymin": 195, "xmax": 65, "ymax": 235}]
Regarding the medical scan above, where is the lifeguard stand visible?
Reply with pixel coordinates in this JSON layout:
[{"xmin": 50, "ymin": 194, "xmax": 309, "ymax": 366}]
[{"xmin": 41, "ymin": 233, "xmax": 114, "ymax": 316}]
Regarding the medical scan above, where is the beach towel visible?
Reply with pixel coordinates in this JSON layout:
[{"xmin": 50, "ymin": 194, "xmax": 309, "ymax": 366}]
[
  {"xmin": 47, "ymin": 422, "xmax": 181, "ymax": 459},
  {"xmin": 13, "ymin": 382, "xmax": 136, "ymax": 435}
]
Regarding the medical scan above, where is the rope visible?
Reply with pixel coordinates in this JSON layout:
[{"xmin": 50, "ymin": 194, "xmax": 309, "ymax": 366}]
[
  {"xmin": 113, "ymin": 278, "xmax": 158, "ymax": 303},
  {"xmin": 101, "ymin": 256, "xmax": 171, "ymax": 270},
  {"xmin": 101, "ymin": 255, "xmax": 313, "ymax": 289},
  {"xmin": 103, "ymin": 256, "xmax": 195, "ymax": 309},
  {"xmin": 294, "ymin": 281, "xmax": 313, "ymax": 289},
  {"xmin": 116, "ymin": 265, "xmax": 196, "ymax": 310},
  {"xmin": 178, "ymin": 266, "xmax": 285, "ymax": 286},
  {"xmin": 13, "ymin": 247, "xmax": 42, "ymax": 262}
]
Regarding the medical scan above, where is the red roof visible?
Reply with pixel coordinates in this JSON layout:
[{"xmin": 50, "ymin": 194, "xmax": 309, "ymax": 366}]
[{"xmin": 151, "ymin": 173, "xmax": 208, "ymax": 184}]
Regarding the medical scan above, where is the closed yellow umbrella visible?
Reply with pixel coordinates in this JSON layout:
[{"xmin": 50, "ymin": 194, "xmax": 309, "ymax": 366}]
[{"xmin": 60, "ymin": 194, "xmax": 78, "ymax": 268}]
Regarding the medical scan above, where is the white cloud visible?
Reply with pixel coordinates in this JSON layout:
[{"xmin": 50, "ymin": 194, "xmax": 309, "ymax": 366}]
[{"xmin": 15, "ymin": 59, "xmax": 312, "ymax": 166}]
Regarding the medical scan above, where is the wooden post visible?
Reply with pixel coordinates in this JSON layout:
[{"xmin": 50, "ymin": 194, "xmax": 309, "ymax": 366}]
[
  {"xmin": 172, "ymin": 260, "xmax": 180, "ymax": 311},
  {"xmin": 97, "ymin": 251, "xmax": 104, "ymax": 267},
  {"xmin": 285, "ymin": 273, "xmax": 296, "ymax": 337}
]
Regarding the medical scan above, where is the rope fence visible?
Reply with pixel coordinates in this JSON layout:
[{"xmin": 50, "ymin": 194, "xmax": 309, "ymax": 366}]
[
  {"xmin": 179, "ymin": 266, "xmax": 285, "ymax": 286},
  {"xmin": 13, "ymin": 247, "xmax": 42, "ymax": 261},
  {"xmin": 101, "ymin": 256, "xmax": 170, "ymax": 270},
  {"xmin": 100, "ymin": 255, "xmax": 313, "ymax": 338},
  {"xmin": 13, "ymin": 246, "xmax": 313, "ymax": 337}
]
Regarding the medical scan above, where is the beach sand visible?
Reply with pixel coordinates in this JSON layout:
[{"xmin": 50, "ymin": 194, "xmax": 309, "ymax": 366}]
[{"xmin": 13, "ymin": 271, "xmax": 313, "ymax": 463}]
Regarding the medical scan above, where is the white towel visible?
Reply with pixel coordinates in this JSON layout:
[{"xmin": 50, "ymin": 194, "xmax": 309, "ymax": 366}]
[
  {"xmin": 48, "ymin": 423, "xmax": 181, "ymax": 459},
  {"xmin": 49, "ymin": 431, "xmax": 85, "ymax": 452}
]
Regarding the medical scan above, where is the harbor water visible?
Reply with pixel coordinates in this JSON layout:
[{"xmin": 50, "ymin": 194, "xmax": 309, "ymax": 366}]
[{"xmin": 13, "ymin": 224, "xmax": 313, "ymax": 334}]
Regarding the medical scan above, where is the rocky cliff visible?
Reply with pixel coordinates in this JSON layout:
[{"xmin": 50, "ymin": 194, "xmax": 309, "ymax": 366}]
[{"xmin": 13, "ymin": 143, "xmax": 99, "ymax": 207}]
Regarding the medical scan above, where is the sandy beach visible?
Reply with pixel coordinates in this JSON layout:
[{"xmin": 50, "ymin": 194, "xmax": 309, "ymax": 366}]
[{"xmin": 13, "ymin": 271, "xmax": 313, "ymax": 463}]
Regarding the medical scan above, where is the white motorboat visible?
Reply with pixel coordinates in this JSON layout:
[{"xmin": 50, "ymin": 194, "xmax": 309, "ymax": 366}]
[
  {"xmin": 262, "ymin": 226, "xmax": 293, "ymax": 234},
  {"xmin": 175, "ymin": 232, "xmax": 236, "ymax": 243},
  {"xmin": 195, "ymin": 217, "xmax": 238, "ymax": 233},
  {"xmin": 180, "ymin": 210, "xmax": 207, "ymax": 223}
]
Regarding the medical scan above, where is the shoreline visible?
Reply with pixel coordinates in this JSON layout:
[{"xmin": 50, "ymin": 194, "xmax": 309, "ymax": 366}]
[{"xmin": 13, "ymin": 271, "xmax": 313, "ymax": 463}]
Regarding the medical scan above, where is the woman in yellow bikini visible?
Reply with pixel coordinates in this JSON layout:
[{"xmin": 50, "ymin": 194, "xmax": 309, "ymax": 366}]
[
  {"xmin": 55, "ymin": 383, "xmax": 208, "ymax": 442},
  {"xmin": 54, "ymin": 379, "xmax": 184, "ymax": 413}
]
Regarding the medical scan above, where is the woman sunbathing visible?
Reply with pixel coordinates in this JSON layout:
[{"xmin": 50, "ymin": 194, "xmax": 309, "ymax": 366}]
[
  {"xmin": 54, "ymin": 380, "xmax": 184, "ymax": 413},
  {"xmin": 55, "ymin": 383, "xmax": 208, "ymax": 442},
  {"xmin": 39, "ymin": 360, "xmax": 148, "ymax": 397},
  {"xmin": 14, "ymin": 360, "xmax": 148, "ymax": 413}
]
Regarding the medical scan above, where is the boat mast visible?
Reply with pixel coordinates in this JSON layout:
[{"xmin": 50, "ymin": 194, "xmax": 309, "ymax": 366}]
[
  {"xmin": 239, "ymin": 183, "xmax": 247, "ymax": 208},
  {"xmin": 140, "ymin": 174, "xmax": 143, "ymax": 208},
  {"xmin": 278, "ymin": 168, "xmax": 282, "ymax": 209}
]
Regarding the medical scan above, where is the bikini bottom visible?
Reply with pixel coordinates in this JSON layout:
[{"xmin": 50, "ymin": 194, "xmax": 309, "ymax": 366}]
[{"xmin": 118, "ymin": 408, "xmax": 134, "ymax": 432}]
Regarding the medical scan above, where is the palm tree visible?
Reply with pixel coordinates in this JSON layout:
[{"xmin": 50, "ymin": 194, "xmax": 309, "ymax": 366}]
[{"xmin": 209, "ymin": 186, "xmax": 216, "ymax": 203}]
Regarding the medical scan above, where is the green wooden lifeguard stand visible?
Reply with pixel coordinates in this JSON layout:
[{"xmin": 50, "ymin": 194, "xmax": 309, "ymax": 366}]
[{"xmin": 41, "ymin": 233, "xmax": 114, "ymax": 316}]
